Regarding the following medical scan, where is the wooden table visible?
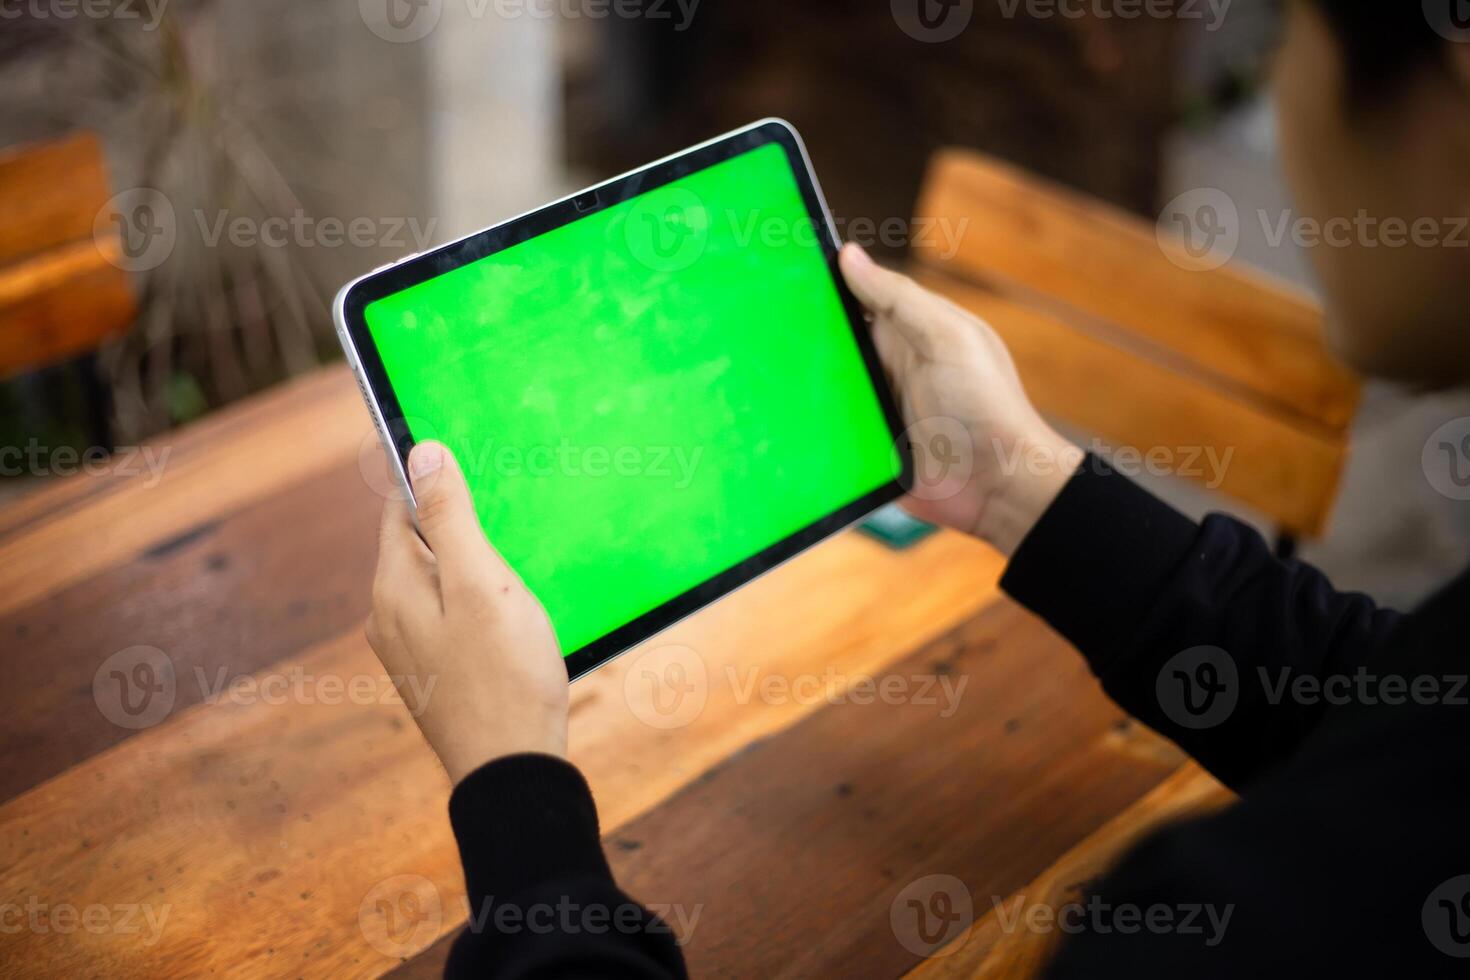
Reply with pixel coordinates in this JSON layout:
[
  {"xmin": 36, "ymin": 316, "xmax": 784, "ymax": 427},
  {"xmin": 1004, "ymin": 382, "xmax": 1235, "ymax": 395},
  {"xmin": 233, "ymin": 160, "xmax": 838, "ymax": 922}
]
[{"xmin": 0, "ymin": 366, "xmax": 1228, "ymax": 978}]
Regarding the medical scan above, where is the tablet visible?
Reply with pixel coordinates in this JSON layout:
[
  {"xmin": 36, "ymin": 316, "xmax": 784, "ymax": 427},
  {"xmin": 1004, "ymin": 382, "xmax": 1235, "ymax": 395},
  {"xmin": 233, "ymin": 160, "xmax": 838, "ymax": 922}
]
[{"xmin": 334, "ymin": 118, "xmax": 910, "ymax": 680}]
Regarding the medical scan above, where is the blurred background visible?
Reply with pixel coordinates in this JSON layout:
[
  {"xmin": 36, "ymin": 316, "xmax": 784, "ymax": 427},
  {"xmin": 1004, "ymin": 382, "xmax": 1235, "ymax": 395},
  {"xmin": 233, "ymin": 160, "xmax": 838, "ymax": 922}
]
[{"xmin": 3, "ymin": 0, "xmax": 1468, "ymax": 605}]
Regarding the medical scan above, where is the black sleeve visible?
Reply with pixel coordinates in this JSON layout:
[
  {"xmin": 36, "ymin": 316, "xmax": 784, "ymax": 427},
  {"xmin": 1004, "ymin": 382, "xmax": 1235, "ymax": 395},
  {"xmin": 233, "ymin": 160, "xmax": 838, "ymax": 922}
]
[
  {"xmin": 999, "ymin": 455, "xmax": 1404, "ymax": 791},
  {"xmin": 444, "ymin": 754, "xmax": 688, "ymax": 979}
]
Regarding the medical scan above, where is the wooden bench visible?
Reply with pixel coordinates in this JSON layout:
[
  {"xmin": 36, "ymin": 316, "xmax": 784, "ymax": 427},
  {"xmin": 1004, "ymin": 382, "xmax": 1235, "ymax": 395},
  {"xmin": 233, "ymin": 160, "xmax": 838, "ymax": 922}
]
[
  {"xmin": 0, "ymin": 131, "xmax": 136, "ymax": 447},
  {"xmin": 911, "ymin": 149, "xmax": 1361, "ymax": 548}
]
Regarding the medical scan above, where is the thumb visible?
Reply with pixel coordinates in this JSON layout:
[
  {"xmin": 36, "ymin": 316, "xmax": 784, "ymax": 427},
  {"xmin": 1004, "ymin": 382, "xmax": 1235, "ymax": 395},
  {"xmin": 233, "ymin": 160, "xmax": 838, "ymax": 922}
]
[
  {"xmin": 407, "ymin": 441, "xmax": 497, "ymax": 579},
  {"xmin": 838, "ymin": 243, "xmax": 954, "ymax": 358},
  {"xmin": 839, "ymin": 242, "xmax": 904, "ymax": 315}
]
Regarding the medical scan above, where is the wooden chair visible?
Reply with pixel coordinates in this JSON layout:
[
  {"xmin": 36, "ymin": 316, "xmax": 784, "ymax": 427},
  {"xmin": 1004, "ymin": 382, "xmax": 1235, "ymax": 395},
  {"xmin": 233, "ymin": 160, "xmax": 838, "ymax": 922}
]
[
  {"xmin": 0, "ymin": 132, "xmax": 136, "ymax": 449},
  {"xmin": 910, "ymin": 149, "xmax": 1361, "ymax": 552}
]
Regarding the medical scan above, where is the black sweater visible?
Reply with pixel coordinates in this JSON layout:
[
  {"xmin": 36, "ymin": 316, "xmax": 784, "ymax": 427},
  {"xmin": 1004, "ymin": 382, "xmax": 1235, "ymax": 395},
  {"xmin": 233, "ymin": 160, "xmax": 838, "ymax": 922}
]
[{"xmin": 444, "ymin": 459, "xmax": 1470, "ymax": 977}]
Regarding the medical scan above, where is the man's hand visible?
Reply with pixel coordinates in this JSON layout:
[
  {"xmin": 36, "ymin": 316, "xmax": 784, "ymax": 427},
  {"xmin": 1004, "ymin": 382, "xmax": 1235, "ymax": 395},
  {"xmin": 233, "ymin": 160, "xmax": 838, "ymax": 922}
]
[
  {"xmin": 367, "ymin": 441, "xmax": 569, "ymax": 784},
  {"xmin": 840, "ymin": 244, "xmax": 1080, "ymax": 556},
  {"xmin": 364, "ymin": 248, "xmax": 1072, "ymax": 780}
]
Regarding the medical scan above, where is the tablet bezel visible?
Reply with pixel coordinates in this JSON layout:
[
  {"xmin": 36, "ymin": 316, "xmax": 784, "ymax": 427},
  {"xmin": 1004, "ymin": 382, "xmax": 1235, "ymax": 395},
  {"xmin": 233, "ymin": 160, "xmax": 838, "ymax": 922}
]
[{"xmin": 334, "ymin": 118, "xmax": 912, "ymax": 680}]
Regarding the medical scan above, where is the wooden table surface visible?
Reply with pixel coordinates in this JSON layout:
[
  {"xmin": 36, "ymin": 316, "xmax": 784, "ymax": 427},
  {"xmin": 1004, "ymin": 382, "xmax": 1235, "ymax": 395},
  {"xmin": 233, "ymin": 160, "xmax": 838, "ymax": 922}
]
[{"xmin": 0, "ymin": 366, "xmax": 1228, "ymax": 978}]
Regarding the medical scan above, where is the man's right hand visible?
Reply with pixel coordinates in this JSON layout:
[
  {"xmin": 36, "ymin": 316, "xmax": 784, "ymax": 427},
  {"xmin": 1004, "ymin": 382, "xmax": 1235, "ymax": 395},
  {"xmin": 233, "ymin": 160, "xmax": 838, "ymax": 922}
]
[{"xmin": 839, "ymin": 243, "xmax": 1081, "ymax": 557}]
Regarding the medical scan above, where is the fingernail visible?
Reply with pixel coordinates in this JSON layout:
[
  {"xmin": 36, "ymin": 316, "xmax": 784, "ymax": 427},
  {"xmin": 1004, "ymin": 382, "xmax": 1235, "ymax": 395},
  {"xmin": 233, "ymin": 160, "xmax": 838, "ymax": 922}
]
[
  {"xmin": 409, "ymin": 442, "xmax": 445, "ymax": 481},
  {"xmin": 845, "ymin": 243, "xmax": 873, "ymax": 268}
]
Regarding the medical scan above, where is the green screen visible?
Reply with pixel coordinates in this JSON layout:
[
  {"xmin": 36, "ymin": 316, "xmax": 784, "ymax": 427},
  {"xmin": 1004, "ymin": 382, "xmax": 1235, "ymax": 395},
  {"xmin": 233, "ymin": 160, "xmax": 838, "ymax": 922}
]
[{"xmin": 365, "ymin": 142, "xmax": 901, "ymax": 654}]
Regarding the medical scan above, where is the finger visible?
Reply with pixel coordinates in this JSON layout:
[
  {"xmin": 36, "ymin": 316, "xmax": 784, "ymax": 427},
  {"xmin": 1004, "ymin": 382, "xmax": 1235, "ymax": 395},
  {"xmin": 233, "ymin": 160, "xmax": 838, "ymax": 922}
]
[
  {"xmin": 869, "ymin": 314, "xmax": 913, "ymax": 395},
  {"xmin": 406, "ymin": 441, "xmax": 511, "ymax": 588},
  {"xmin": 373, "ymin": 496, "xmax": 439, "ymax": 621},
  {"xmin": 377, "ymin": 495, "xmax": 433, "ymax": 583},
  {"xmin": 839, "ymin": 244, "xmax": 962, "ymax": 355}
]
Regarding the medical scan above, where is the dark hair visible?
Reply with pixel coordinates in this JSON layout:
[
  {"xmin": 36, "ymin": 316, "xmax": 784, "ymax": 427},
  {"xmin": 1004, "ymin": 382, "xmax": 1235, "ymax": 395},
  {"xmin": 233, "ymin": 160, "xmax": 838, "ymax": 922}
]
[{"xmin": 1311, "ymin": 3, "xmax": 1454, "ymax": 102}]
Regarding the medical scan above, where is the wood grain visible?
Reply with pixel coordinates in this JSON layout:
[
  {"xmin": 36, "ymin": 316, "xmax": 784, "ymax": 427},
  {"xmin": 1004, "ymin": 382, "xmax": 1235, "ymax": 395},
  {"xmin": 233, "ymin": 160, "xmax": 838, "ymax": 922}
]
[
  {"xmin": 0, "ymin": 461, "xmax": 383, "ymax": 805},
  {"xmin": 0, "ymin": 523, "xmax": 1006, "ymax": 977},
  {"xmin": 0, "ymin": 368, "xmax": 371, "ymax": 618},
  {"xmin": 596, "ymin": 602, "xmax": 1186, "ymax": 979},
  {"xmin": 913, "ymin": 149, "xmax": 1358, "ymax": 433},
  {"xmin": 914, "ymin": 269, "xmax": 1348, "ymax": 537},
  {"xmin": 904, "ymin": 763, "xmax": 1232, "ymax": 979},
  {"xmin": 0, "ymin": 634, "xmax": 463, "ymax": 980},
  {"xmin": 0, "ymin": 365, "xmax": 359, "ymax": 539}
]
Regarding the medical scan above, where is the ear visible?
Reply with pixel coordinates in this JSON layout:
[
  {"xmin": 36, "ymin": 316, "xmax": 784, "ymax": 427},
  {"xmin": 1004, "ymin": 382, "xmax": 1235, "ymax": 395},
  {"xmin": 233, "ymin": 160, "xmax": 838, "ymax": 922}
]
[
  {"xmin": 1446, "ymin": 40, "xmax": 1470, "ymax": 163},
  {"xmin": 1449, "ymin": 30, "xmax": 1470, "ymax": 90}
]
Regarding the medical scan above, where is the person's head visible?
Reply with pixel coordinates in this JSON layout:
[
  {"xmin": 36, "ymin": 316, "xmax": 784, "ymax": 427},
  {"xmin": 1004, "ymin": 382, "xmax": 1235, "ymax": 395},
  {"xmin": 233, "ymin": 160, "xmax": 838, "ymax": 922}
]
[{"xmin": 1273, "ymin": 2, "xmax": 1470, "ymax": 387}]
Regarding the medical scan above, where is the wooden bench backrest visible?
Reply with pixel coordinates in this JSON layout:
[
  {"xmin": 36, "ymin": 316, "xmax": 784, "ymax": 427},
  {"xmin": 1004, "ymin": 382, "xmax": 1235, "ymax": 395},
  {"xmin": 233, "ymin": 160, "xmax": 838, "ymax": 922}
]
[
  {"xmin": 911, "ymin": 149, "xmax": 1360, "ymax": 538},
  {"xmin": 0, "ymin": 132, "xmax": 135, "ymax": 379}
]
